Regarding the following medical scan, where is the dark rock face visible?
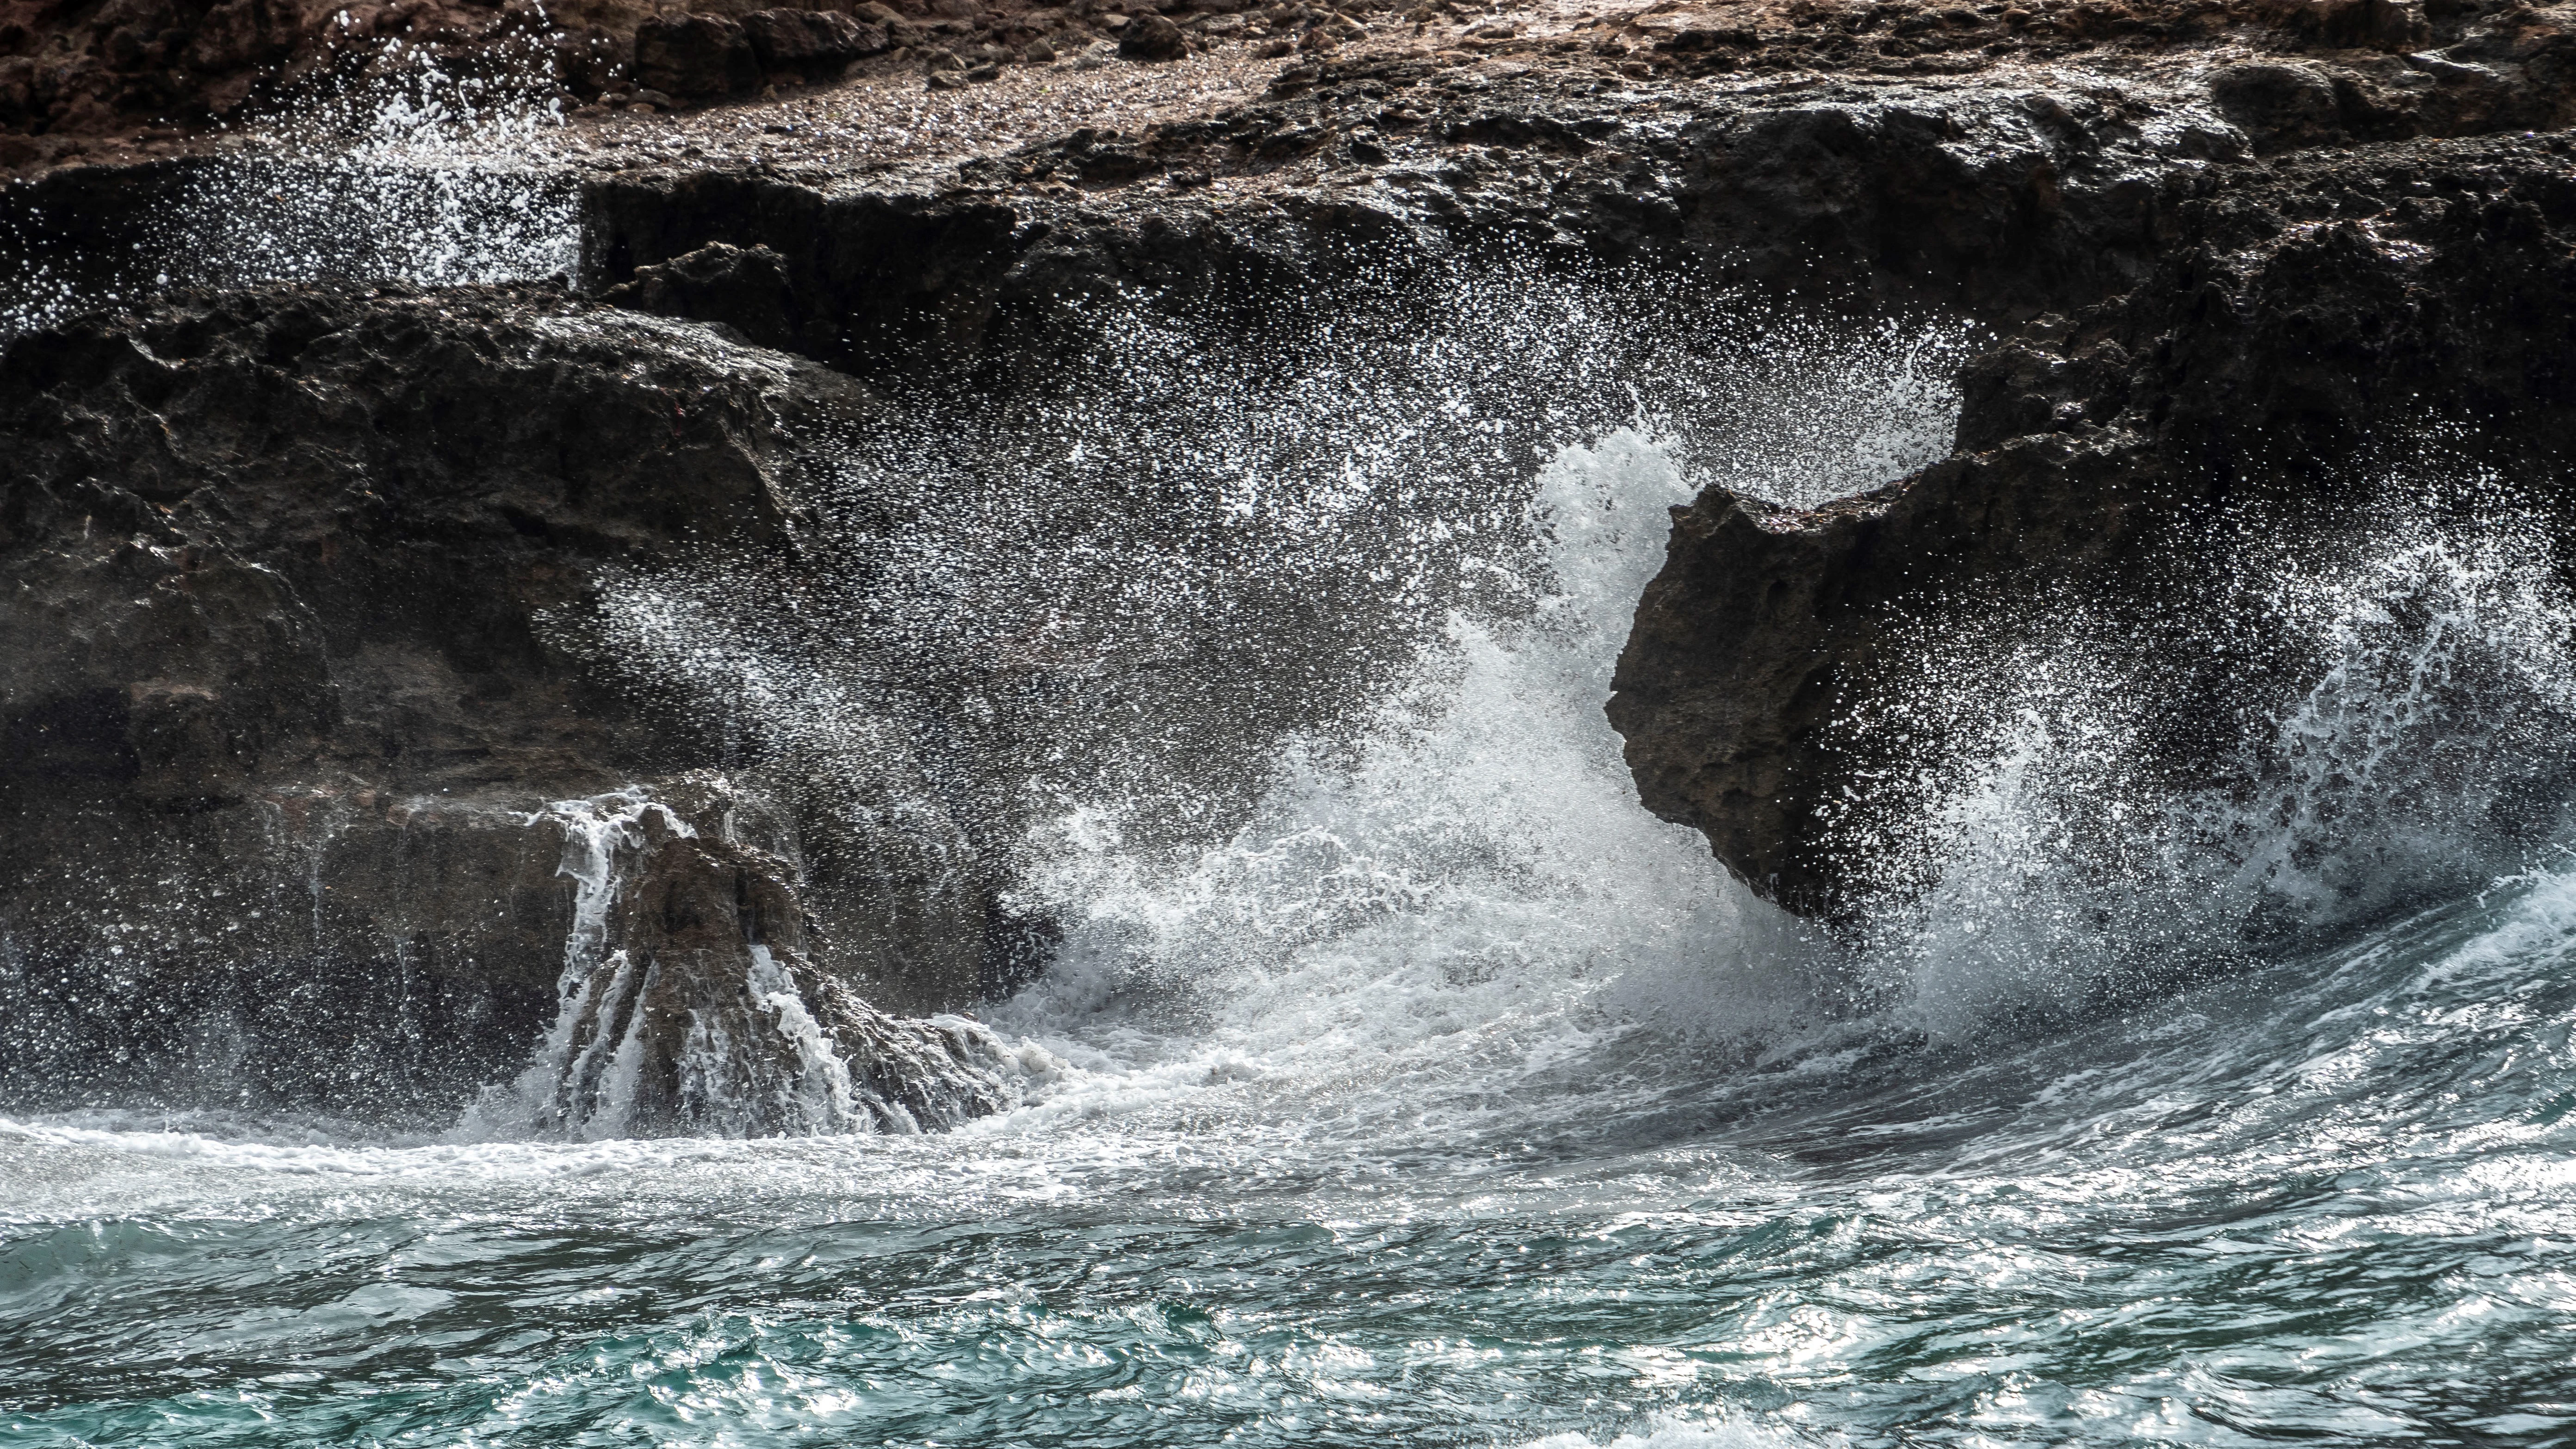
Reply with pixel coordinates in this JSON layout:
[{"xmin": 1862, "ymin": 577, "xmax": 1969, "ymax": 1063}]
[
  {"xmin": 0, "ymin": 284, "xmax": 1011, "ymax": 1124},
  {"xmin": 565, "ymin": 30, "xmax": 2576, "ymax": 378},
  {"xmin": 1608, "ymin": 131, "xmax": 2576, "ymax": 917},
  {"xmin": 634, "ymin": 14, "xmax": 763, "ymax": 99},
  {"xmin": 577, "ymin": 79, "xmax": 2185, "ymax": 374},
  {"xmin": 1118, "ymin": 12, "xmax": 1190, "ymax": 61}
]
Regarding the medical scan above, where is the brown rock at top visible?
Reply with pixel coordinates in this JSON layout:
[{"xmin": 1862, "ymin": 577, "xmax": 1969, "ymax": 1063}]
[
  {"xmin": 741, "ymin": 8, "xmax": 886, "ymax": 73},
  {"xmin": 624, "ymin": 8, "xmax": 890, "ymax": 99},
  {"xmin": 1118, "ymin": 11, "xmax": 1190, "ymax": 60},
  {"xmin": 634, "ymin": 12, "xmax": 764, "ymax": 96}
]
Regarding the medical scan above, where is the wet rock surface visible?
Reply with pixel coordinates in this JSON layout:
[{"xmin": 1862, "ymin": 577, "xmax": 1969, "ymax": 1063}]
[
  {"xmin": 0, "ymin": 284, "xmax": 1010, "ymax": 1120},
  {"xmin": 7, "ymin": 0, "xmax": 2576, "ymax": 1117}
]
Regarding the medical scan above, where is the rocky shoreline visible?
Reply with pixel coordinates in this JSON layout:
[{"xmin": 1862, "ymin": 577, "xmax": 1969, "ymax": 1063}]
[
  {"xmin": 5, "ymin": 0, "xmax": 2573, "ymax": 1123},
  {"xmin": 0, "ymin": 286, "xmax": 1016, "ymax": 1121}
]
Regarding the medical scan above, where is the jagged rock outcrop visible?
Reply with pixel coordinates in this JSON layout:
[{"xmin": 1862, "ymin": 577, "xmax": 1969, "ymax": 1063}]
[
  {"xmin": 0, "ymin": 283, "xmax": 1010, "ymax": 1123},
  {"xmin": 489, "ymin": 784, "xmax": 1034, "ymax": 1138},
  {"xmin": 578, "ymin": 77, "xmax": 2170, "ymax": 375},
  {"xmin": 1608, "ymin": 129, "xmax": 2576, "ymax": 916}
]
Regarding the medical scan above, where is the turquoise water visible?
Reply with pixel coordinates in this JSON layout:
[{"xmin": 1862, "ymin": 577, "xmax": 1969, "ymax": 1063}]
[{"xmin": 7, "ymin": 872, "xmax": 2576, "ymax": 1447}]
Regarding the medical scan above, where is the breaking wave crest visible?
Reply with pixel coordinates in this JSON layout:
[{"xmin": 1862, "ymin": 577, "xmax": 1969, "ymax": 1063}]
[{"xmin": 564, "ymin": 280, "xmax": 1968, "ymax": 1136}]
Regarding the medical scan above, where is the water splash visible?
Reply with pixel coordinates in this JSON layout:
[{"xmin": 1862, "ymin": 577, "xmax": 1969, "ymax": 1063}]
[
  {"xmin": 570, "ymin": 272, "xmax": 1973, "ymax": 922},
  {"xmin": 0, "ymin": 42, "xmax": 576, "ymax": 345},
  {"xmin": 463, "ymin": 788, "xmax": 1053, "ymax": 1141},
  {"xmin": 0, "ymin": 221, "xmax": 86, "ymax": 339},
  {"xmin": 542, "ymin": 282, "xmax": 1969, "ymax": 1146},
  {"xmin": 1842, "ymin": 491, "xmax": 2576, "ymax": 1039},
  {"xmin": 997, "ymin": 432, "xmax": 1827, "ymax": 1081},
  {"xmin": 168, "ymin": 45, "xmax": 578, "ymax": 290}
]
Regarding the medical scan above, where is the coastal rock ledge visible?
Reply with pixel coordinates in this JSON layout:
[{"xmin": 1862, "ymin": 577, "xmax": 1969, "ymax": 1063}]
[
  {"xmin": 10, "ymin": 0, "xmax": 2576, "ymax": 1121},
  {"xmin": 0, "ymin": 286, "xmax": 1027, "ymax": 1128}
]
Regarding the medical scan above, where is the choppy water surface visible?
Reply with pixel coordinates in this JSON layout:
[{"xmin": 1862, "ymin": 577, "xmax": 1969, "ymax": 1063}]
[{"xmin": 8, "ymin": 879, "xmax": 2576, "ymax": 1447}]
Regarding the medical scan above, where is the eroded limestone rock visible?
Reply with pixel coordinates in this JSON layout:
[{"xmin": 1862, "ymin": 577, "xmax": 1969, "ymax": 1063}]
[
  {"xmin": 1609, "ymin": 132, "xmax": 2576, "ymax": 920},
  {"xmin": 0, "ymin": 284, "xmax": 1004, "ymax": 1127}
]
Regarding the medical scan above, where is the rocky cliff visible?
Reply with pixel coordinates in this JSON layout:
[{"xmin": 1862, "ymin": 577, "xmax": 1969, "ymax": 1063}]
[
  {"xmin": 1609, "ymin": 130, "xmax": 2576, "ymax": 917},
  {"xmin": 0, "ymin": 284, "xmax": 1032, "ymax": 1125},
  {"xmin": 8, "ymin": 0, "xmax": 2576, "ymax": 1121}
]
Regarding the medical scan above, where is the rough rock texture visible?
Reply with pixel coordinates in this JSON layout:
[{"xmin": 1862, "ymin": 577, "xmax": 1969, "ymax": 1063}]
[
  {"xmin": 0, "ymin": 0, "xmax": 579, "ymax": 146},
  {"xmin": 0, "ymin": 284, "xmax": 1009, "ymax": 1121},
  {"xmin": 12, "ymin": 0, "xmax": 2576, "ymax": 1115},
  {"xmin": 1119, "ymin": 11, "xmax": 1191, "ymax": 60},
  {"xmin": 0, "ymin": 0, "xmax": 1037, "ymax": 161},
  {"xmin": 1608, "ymin": 132, "xmax": 2576, "ymax": 915}
]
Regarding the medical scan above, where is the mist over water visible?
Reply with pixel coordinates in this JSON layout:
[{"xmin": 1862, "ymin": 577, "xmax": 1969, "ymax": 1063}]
[
  {"xmin": 1837, "ymin": 489, "xmax": 2576, "ymax": 1043},
  {"xmin": 0, "ymin": 52, "xmax": 576, "ymax": 339},
  {"xmin": 11, "ymin": 117, "xmax": 2576, "ymax": 1446}
]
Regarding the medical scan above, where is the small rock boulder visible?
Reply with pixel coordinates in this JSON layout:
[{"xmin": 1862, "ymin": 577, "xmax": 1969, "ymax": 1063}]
[
  {"xmin": 1120, "ymin": 12, "xmax": 1191, "ymax": 60},
  {"xmin": 2211, "ymin": 61, "xmax": 2347, "ymax": 154},
  {"xmin": 741, "ymin": 9, "xmax": 890, "ymax": 72},
  {"xmin": 635, "ymin": 13, "xmax": 762, "ymax": 98}
]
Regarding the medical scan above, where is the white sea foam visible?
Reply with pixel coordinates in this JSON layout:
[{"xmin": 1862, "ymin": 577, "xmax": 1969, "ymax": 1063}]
[
  {"xmin": 985, "ymin": 430, "xmax": 1833, "ymax": 1128},
  {"xmin": 1852, "ymin": 499, "xmax": 2576, "ymax": 1040}
]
